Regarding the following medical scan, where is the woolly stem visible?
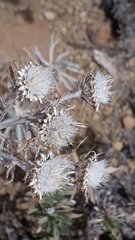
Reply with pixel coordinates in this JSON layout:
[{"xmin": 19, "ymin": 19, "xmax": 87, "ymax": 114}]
[
  {"xmin": 0, "ymin": 150, "xmax": 31, "ymax": 172},
  {"xmin": 0, "ymin": 117, "xmax": 36, "ymax": 130},
  {"xmin": 54, "ymin": 89, "xmax": 82, "ymax": 105}
]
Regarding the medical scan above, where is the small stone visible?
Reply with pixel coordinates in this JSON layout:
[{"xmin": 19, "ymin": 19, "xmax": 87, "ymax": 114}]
[
  {"xmin": 123, "ymin": 116, "xmax": 135, "ymax": 128},
  {"xmin": 67, "ymin": 7, "xmax": 73, "ymax": 15},
  {"xmin": 113, "ymin": 141, "xmax": 123, "ymax": 151},
  {"xmin": 80, "ymin": 12, "xmax": 87, "ymax": 18},
  {"xmin": 20, "ymin": 203, "xmax": 28, "ymax": 210},
  {"xmin": 44, "ymin": 11, "xmax": 56, "ymax": 20},
  {"xmin": 122, "ymin": 106, "xmax": 133, "ymax": 116},
  {"xmin": 80, "ymin": 12, "xmax": 87, "ymax": 22},
  {"xmin": 111, "ymin": 158, "xmax": 118, "ymax": 167},
  {"xmin": 119, "ymin": 165, "xmax": 128, "ymax": 173}
]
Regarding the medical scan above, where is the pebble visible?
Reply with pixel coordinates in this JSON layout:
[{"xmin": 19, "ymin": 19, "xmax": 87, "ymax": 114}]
[
  {"xmin": 67, "ymin": 7, "xmax": 73, "ymax": 15},
  {"xmin": 44, "ymin": 11, "xmax": 56, "ymax": 20},
  {"xmin": 111, "ymin": 158, "xmax": 118, "ymax": 167},
  {"xmin": 122, "ymin": 107, "xmax": 133, "ymax": 116},
  {"xmin": 123, "ymin": 116, "xmax": 135, "ymax": 128},
  {"xmin": 20, "ymin": 203, "xmax": 29, "ymax": 210},
  {"xmin": 80, "ymin": 11, "xmax": 86, "ymax": 19},
  {"xmin": 113, "ymin": 141, "xmax": 123, "ymax": 151}
]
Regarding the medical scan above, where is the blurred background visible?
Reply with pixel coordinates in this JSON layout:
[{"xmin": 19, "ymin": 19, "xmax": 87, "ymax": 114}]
[{"xmin": 0, "ymin": 0, "xmax": 135, "ymax": 239}]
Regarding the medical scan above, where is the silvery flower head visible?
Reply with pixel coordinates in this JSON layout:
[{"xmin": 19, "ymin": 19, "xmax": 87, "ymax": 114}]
[
  {"xmin": 77, "ymin": 70, "xmax": 114, "ymax": 111},
  {"xmin": 76, "ymin": 151, "xmax": 110, "ymax": 195},
  {"xmin": 16, "ymin": 62, "xmax": 55, "ymax": 103},
  {"xmin": 38, "ymin": 107, "xmax": 80, "ymax": 151},
  {"xmin": 29, "ymin": 152, "xmax": 75, "ymax": 200}
]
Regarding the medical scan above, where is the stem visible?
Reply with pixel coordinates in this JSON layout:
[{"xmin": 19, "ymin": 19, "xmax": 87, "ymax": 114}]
[
  {"xmin": 0, "ymin": 150, "xmax": 31, "ymax": 172},
  {"xmin": 0, "ymin": 116, "xmax": 36, "ymax": 130},
  {"xmin": 55, "ymin": 89, "xmax": 82, "ymax": 104},
  {"xmin": 33, "ymin": 89, "xmax": 82, "ymax": 115}
]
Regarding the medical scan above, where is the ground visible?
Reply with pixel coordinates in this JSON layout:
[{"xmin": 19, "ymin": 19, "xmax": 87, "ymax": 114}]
[{"xmin": 0, "ymin": 0, "xmax": 135, "ymax": 239}]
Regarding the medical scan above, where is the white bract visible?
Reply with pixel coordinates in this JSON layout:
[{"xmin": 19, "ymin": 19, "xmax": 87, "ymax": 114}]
[
  {"xmin": 91, "ymin": 71, "xmax": 113, "ymax": 111},
  {"xmin": 29, "ymin": 154, "xmax": 75, "ymax": 200},
  {"xmin": 17, "ymin": 62, "xmax": 55, "ymax": 103},
  {"xmin": 83, "ymin": 152, "xmax": 110, "ymax": 193}
]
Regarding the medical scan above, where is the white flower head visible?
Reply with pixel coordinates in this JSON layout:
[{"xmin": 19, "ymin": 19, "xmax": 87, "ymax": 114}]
[
  {"xmin": 38, "ymin": 107, "xmax": 79, "ymax": 150},
  {"xmin": 29, "ymin": 152, "xmax": 75, "ymax": 200},
  {"xmin": 83, "ymin": 152, "xmax": 110, "ymax": 194},
  {"xmin": 16, "ymin": 62, "xmax": 55, "ymax": 103},
  {"xmin": 78, "ymin": 70, "xmax": 114, "ymax": 111},
  {"xmin": 76, "ymin": 151, "xmax": 110, "ymax": 195}
]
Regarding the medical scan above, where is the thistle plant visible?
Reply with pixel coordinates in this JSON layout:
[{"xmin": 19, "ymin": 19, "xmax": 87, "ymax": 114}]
[{"xmin": 0, "ymin": 41, "xmax": 114, "ymax": 201}]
